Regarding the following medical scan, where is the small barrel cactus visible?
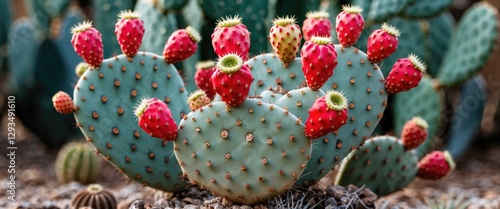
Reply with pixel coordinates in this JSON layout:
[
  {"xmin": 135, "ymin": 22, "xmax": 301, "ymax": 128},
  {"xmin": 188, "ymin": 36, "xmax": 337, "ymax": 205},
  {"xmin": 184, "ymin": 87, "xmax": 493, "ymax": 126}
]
[
  {"xmin": 71, "ymin": 184, "xmax": 117, "ymax": 209},
  {"xmin": 55, "ymin": 141, "xmax": 101, "ymax": 184}
]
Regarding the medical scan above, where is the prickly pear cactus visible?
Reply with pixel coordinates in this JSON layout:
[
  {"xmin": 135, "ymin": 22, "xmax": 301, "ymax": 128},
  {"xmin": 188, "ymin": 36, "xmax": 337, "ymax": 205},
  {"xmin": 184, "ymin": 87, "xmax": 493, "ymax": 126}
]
[
  {"xmin": 402, "ymin": 0, "xmax": 453, "ymax": 19},
  {"xmin": 425, "ymin": 12, "xmax": 454, "ymax": 77},
  {"xmin": 435, "ymin": 2, "xmax": 499, "ymax": 87},
  {"xmin": 366, "ymin": 0, "xmax": 412, "ymax": 23},
  {"xmin": 73, "ymin": 52, "xmax": 190, "ymax": 192},
  {"xmin": 335, "ymin": 135, "xmax": 419, "ymax": 195},
  {"xmin": 174, "ymin": 99, "xmax": 312, "ymax": 205}
]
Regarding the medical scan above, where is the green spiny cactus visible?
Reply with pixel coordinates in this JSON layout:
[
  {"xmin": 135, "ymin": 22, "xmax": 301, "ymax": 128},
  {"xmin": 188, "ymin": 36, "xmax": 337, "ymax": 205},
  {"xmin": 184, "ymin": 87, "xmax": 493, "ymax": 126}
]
[
  {"xmin": 335, "ymin": 135, "xmax": 419, "ymax": 195},
  {"xmin": 401, "ymin": 0, "xmax": 453, "ymax": 19},
  {"xmin": 393, "ymin": 76, "xmax": 443, "ymax": 159},
  {"xmin": 366, "ymin": 0, "xmax": 412, "ymax": 23},
  {"xmin": 174, "ymin": 99, "xmax": 312, "ymax": 205},
  {"xmin": 257, "ymin": 88, "xmax": 285, "ymax": 104},
  {"xmin": 156, "ymin": 0, "xmax": 189, "ymax": 11},
  {"xmin": 56, "ymin": 7, "xmax": 85, "ymax": 78},
  {"xmin": 73, "ymin": 51, "xmax": 190, "ymax": 192},
  {"xmin": 435, "ymin": 2, "xmax": 499, "ymax": 87},
  {"xmin": 425, "ymin": 12, "xmax": 454, "ymax": 77},
  {"xmin": 55, "ymin": 141, "xmax": 101, "ymax": 184},
  {"xmin": 71, "ymin": 184, "xmax": 117, "ymax": 209}
]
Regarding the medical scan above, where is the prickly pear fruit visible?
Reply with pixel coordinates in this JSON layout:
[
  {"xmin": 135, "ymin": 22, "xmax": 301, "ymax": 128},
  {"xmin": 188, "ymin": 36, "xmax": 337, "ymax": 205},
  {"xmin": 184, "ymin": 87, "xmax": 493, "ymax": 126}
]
[
  {"xmin": 187, "ymin": 90, "xmax": 211, "ymax": 111},
  {"xmin": 52, "ymin": 91, "xmax": 75, "ymax": 114},
  {"xmin": 211, "ymin": 15, "xmax": 251, "ymax": 60},
  {"xmin": 75, "ymin": 62, "xmax": 89, "ymax": 77},
  {"xmin": 367, "ymin": 23, "xmax": 400, "ymax": 63},
  {"xmin": 269, "ymin": 16, "xmax": 302, "ymax": 63},
  {"xmin": 336, "ymin": 5, "xmax": 364, "ymax": 47},
  {"xmin": 305, "ymin": 91, "xmax": 348, "ymax": 139},
  {"xmin": 300, "ymin": 36, "xmax": 337, "ymax": 90},
  {"xmin": 302, "ymin": 11, "xmax": 332, "ymax": 41},
  {"xmin": 211, "ymin": 54, "xmax": 254, "ymax": 107},
  {"xmin": 194, "ymin": 60, "xmax": 216, "ymax": 99},
  {"xmin": 163, "ymin": 26, "xmax": 201, "ymax": 64},
  {"xmin": 385, "ymin": 54, "xmax": 426, "ymax": 94},
  {"xmin": 401, "ymin": 116, "xmax": 428, "ymax": 150},
  {"xmin": 417, "ymin": 150, "xmax": 455, "ymax": 180},
  {"xmin": 134, "ymin": 98, "xmax": 178, "ymax": 141},
  {"xmin": 115, "ymin": 10, "xmax": 145, "ymax": 57},
  {"xmin": 71, "ymin": 21, "xmax": 103, "ymax": 67}
]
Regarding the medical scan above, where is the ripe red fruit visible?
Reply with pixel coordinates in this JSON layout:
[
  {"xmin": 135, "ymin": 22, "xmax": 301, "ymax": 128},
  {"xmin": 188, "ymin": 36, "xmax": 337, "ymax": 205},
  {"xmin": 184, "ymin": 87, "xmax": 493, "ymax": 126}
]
[
  {"xmin": 417, "ymin": 150, "xmax": 456, "ymax": 180},
  {"xmin": 385, "ymin": 54, "xmax": 426, "ymax": 94},
  {"xmin": 336, "ymin": 5, "xmax": 364, "ymax": 47},
  {"xmin": 134, "ymin": 98, "xmax": 178, "ymax": 141},
  {"xmin": 300, "ymin": 36, "xmax": 338, "ymax": 90},
  {"xmin": 302, "ymin": 11, "xmax": 332, "ymax": 41},
  {"xmin": 211, "ymin": 15, "xmax": 251, "ymax": 60},
  {"xmin": 71, "ymin": 21, "xmax": 103, "ymax": 67},
  {"xmin": 401, "ymin": 116, "xmax": 428, "ymax": 150},
  {"xmin": 367, "ymin": 23, "xmax": 400, "ymax": 63},
  {"xmin": 187, "ymin": 90, "xmax": 211, "ymax": 111},
  {"xmin": 194, "ymin": 60, "xmax": 217, "ymax": 100},
  {"xmin": 211, "ymin": 54, "xmax": 254, "ymax": 107},
  {"xmin": 269, "ymin": 16, "xmax": 303, "ymax": 63},
  {"xmin": 115, "ymin": 10, "xmax": 145, "ymax": 57},
  {"xmin": 163, "ymin": 26, "xmax": 201, "ymax": 64},
  {"xmin": 52, "ymin": 91, "xmax": 75, "ymax": 114},
  {"xmin": 305, "ymin": 91, "xmax": 348, "ymax": 139}
]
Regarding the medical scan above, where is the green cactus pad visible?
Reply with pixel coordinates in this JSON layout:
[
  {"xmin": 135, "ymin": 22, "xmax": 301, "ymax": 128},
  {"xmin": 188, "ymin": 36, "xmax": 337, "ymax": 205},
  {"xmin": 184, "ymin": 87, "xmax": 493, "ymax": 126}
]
[
  {"xmin": 274, "ymin": 87, "xmax": 339, "ymax": 186},
  {"xmin": 379, "ymin": 17, "xmax": 427, "ymax": 77},
  {"xmin": 322, "ymin": 45, "xmax": 388, "ymax": 164},
  {"xmin": 393, "ymin": 76, "xmax": 443, "ymax": 159},
  {"xmin": 425, "ymin": 12, "xmax": 454, "ymax": 77},
  {"xmin": 174, "ymin": 99, "xmax": 312, "ymax": 205},
  {"xmin": 156, "ymin": 0, "xmax": 189, "ymax": 11},
  {"xmin": 73, "ymin": 52, "xmax": 189, "ymax": 192},
  {"xmin": 367, "ymin": 0, "xmax": 413, "ymax": 23},
  {"xmin": 136, "ymin": 0, "xmax": 178, "ymax": 54},
  {"xmin": 247, "ymin": 54, "xmax": 305, "ymax": 95},
  {"xmin": 436, "ymin": 2, "xmax": 499, "ymax": 87},
  {"xmin": 402, "ymin": 0, "xmax": 453, "ymax": 19},
  {"xmin": 257, "ymin": 89, "xmax": 284, "ymax": 104},
  {"xmin": 335, "ymin": 135, "xmax": 419, "ymax": 196}
]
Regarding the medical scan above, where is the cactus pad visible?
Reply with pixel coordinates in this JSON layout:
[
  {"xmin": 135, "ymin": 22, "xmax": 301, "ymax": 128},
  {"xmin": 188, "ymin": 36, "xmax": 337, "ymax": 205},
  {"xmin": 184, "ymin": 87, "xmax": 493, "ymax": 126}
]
[
  {"xmin": 425, "ymin": 12, "xmax": 454, "ymax": 77},
  {"xmin": 393, "ymin": 76, "xmax": 442, "ymax": 159},
  {"xmin": 335, "ymin": 135, "xmax": 419, "ymax": 196},
  {"xmin": 436, "ymin": 2, "xmax": 499, "ymax": 86},
  {"xmin": 174, "ymin": 99, "xmax": 312, "ymax": 205},
  {"xmin": 136, "ymin": 0, "xmax": 178, "ymax": 54},
  {"xmin": 367, "ymin": 0, "xmax": 412, "ymax": 23},
  {"xmin": 402, "ymin": 0, "xmax": 453, "ymax": 19},
  {"xmin": 73, "ymin": 52, "xmax": 189, "ymax": 192}
]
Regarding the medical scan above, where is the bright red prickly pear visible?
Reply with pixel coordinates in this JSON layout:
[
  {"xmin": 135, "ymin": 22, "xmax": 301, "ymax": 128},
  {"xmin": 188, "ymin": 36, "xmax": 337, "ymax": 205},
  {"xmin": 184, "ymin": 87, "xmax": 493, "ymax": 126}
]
[
  {"xmin": 305, "ymin": 91, "xmax": 348, "ymax": 139},
  {"xmin": 302, "ymin": 11, "xmax": 332, "ymax": 41},
  {"xmin": 52, "ymin": 91, "xmax": 75, "ymax": 114},
  {"xmin": 188, "ymin": 90, "xmax": 211, "ymax": 111},
  {"xmin": 211, "ymin": 54, "xmax": 254, "ymax": 107},
  {"xmin": 194, "ymin": 60, "xmax": 217, "ymax": 100},
  {"xmin": 163, "ymin": 26, "xmax": 201, "ymax": 64},
  {"xmin": 336, "ymin": 5, "xmax": 364, "ymax": 47},
  {"xmin": 134, "ymin": 98, "xmax": 178, "ymax": 141},
  {"xmin": 115, "ymin": 10, "xmax": 145, "ymax": 57},
  {"xmin": 417, "ymin": 150, "xmax": 455, "ymax": 180},
  {"xmin": 385, "ymin": 54, "xmax": 426, "ymax": 94},
  {"xmin": 401, "ymin": 116, "xmax": 428, "ymax": 150},
  {"xmin": 71, "ymin": 21, "xmax": 103, "ymax": 67},
  {"xmin": 211, "ymin": 15, "xmax": 251, "ymax": 60},
  {"xmin": 367, "ymin": 23, "xmax": 400, "ymax": 63},
  {"xmin": 300, "ymin": 36, "xmax": 338, "ymax": 90},
  {"xmin": 269, "ymin": 16, "xmax": 302, "ymax": 63}
]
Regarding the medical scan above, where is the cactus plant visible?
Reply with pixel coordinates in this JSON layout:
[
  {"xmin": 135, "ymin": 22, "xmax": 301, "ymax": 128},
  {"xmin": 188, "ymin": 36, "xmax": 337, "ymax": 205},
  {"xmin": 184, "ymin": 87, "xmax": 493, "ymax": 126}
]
[
  {"xmin": 71, "ymin": 184, "xmax": 117, "ymax": 209},
  {"xmin": 55, "ymin": 141, "xmax": 102, "ymax": 184}
]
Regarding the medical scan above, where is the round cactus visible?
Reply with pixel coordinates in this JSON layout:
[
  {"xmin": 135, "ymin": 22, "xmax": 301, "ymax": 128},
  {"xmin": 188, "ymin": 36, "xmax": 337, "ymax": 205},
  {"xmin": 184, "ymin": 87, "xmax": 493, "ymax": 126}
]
[
  {"xmin": 54, "ymin": 141, "xmax": 101, "ymax": 184},
  {"xmin": 71, "ymin": 184, "xmax": 117, "ymax": 209}
]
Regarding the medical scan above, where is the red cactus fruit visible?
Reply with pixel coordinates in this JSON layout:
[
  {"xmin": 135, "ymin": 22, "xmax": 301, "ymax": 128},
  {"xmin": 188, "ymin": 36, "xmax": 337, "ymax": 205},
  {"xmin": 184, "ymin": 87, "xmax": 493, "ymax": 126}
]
[
  {"xmin": 367, "ymin": 23, "xmax": 400, "ymax": 63},
  {"xmin": 385, "ymin": 54, "xmax": 426, "ymax": 94},
  {"xmin": 336, "ymin": 5, "xmax": 364, "ymax": 47},
  {"xmin": 163, "ymin": 26, "xmax": 201, "ymax": 64},
  {"xmin": 52, "ymin": 91, "xmax": 75, "ymax": 114},
  {"xmin": 417, "ymin": 150, "xmax": 456, "ymax": 180},
  {"xmin": 134, "ymin": 98, "xmax": 178, "ymax": 141},
  {"xmin": 269, "ymin": 16, "xmax": 303, "ymax": 63},
  {"xmin": 188, "ymin": 90, "xmax": 211, "ymax": 112},
  {"xmin": 71, "ymin": 21, "xmax": 103, "ymax": 67},
  {"xmin": 194, "ymin": 60, "xmax": 217, "ymax": 100},
  {"xmin": 302, "ymin": 11, "xmax": 332, "ymax": 41},
  {"xmin": 401, "ymin": 116, "xmax": 428, "ymax": 150},
  {"xmin": 300, "ymin": 36, "xmax": 338, "ymax": 90},
  {"xmin": 305, "ymin": 91, "xmax": 348, "ymax": 139},
  {"xmin": 211, "ymin": 15, "xmax": 251, "ymax": 60},
  {"xmin": 115, "ymin": 10, "xmax": 145, "ymax": 57},
  {"xmin": 211, "ymin": 54, "xmax": 254, "ymax": 107}
]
